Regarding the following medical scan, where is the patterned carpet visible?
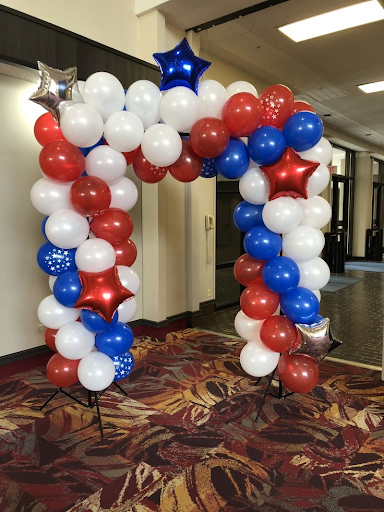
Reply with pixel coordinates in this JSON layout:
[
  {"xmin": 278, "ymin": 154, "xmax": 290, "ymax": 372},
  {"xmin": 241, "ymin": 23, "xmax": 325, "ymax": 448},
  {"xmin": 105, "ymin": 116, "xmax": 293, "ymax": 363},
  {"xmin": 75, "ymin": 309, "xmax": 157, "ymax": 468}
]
[{"xmin": 0, "ymin": 329, "xmax": 384, "ymax": 512}]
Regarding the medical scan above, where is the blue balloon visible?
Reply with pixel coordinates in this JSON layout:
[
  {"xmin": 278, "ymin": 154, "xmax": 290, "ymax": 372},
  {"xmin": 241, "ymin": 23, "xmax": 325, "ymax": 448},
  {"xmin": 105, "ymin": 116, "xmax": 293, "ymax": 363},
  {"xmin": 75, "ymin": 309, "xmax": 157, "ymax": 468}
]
[
  {"xmin": 233, "ymin": 201, "xmax": 264, "ymax": 233},
  {"xmin": 215, "ymin": 138, "xmax": 250, "ymax": 179},
  {"xmin": 81, "ymin": 309, "xmax": 118, "ymax": 334},
  {"xmin": 112, "ymin": 350, "xmax": 134, "ymax": 381},
  {"xmin": 248, "ymin": 126, "xmax": 286, "ymax": 165},
  {"xmin": 153, "ymin": 38, "xmax": 211, "ymax": 94},
  {"xmin": 53, "ymin": 271, "xmax": 82, "ymax": 307},
  {"xmin": 262, "ymin": 256, "xmax": 300, "ymax": 294},
  {"xmin": 41, "ymin": 216, "xmax": 49, "ymax": 240},
  {"xmin": 243, "ymin": 226, "xmax": 282, "ymax": 261},
  {"xmin": 37, "ymin": 242, "xmax": 77, "ymax": 276},
  {"xmin": 79, "ymin": 147, "xmax": 88, "ymax": 157},
  {"xmin": 280, "ymin": 287, "xmax": 319, "ymax": 324},
  {"xmin": 96, "ymin": 322, "xmax": 134, "ymax": 357},
  {"xmin": 200, "ymin": 158, "xmax": 218, "ymax": 178},
  {"xmin": 283, "ymin": 112, "xmax": 323, "ymax": 152},
  {"xmin": 310, "ymin": 314, "xmax": 324, "ymax": 325}
]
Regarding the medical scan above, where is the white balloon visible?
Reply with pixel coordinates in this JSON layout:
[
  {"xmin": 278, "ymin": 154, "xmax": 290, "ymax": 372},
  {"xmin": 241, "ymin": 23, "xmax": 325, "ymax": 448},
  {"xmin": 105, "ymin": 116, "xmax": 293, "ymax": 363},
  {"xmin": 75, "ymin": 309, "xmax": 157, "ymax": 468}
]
[
  {"xmin": 283, "ymin": 226, "xmax": 325, "ymax": 262},
  {"xmin": 307, "ymin": 164, "xmax": 330, "ymax": 197},
  {"xmin": 298, "ymin": 258, "xmax": 330, "ymax": 290},
  {"xmin": 48, "ymin": 275, "xmax": 57, "ymax": 292},
  {"xmin": 239, "ymin": 166, "xmax": 269, "ymax": 205},
  {"xmin": 118, "ymin": 297, "xmax": 137, "ymax": 323},
  {"xmin": 75, "ymin": 238, "xmax": 116, "ymax": 272},
  {"xmin": 141, "ymin": 124, "xmax": 182, "ymax": 167},
  {"xmin": 83, "ymin": 72, "xmax": 125, "ymax": 122},
  {"xmin": 160, "ymin": 86, "xmax": 198, "ymax": 132},
  {"xmin": 296, "ymin": 196, "xmax": 332, "ymax": 229},
  {"xmin": 312, "ymin": 289, "xmax": 322, "ymax": 302},
  {"xmin": 60, "ymin": 103, "xmax": 104, "ymax": 148},
  {"xmin": 30, "ymin": 178, "xmax": 73, "ymax": 216},
  {"xmin": 45, "ymin": 210, "xmax": 90, "ymax": 249},
  {"xmin": 235, "ymin": 310, "xmax": 264, "ymax": 341},
  {"xmin": 262, "ymin": 197, "xmax": 302, "ymax": 234},
  {"xmin": 77, "ymin": 351, "xmax": 116, "ymax": 391},
  {"xmin": 55, "ymin": 321, "xmax": 95, "ymax": 360},
  {"xmin": 125, "ymin": 80, "xmax": 162, "ymax": 130},
  {"xmin": 72, "ymin": 80, "xmax": 85, "ymax": 103},
  {"xmin": 86, "ymin": 146, "xmax": 127, "ymax": 185},
  {"xmin": 226, "ymin": 81, "xmax": 258, "ymax": 98},
  {"xmin": 109, "ymin": 177, "xmax": 138, "ymax": 211},
  {"xmin": 240, "ymin": 340, "xmax": 280, "ymax": 377},
  {"xmin": 38, "ymin": 295, "xmax": 80, "ymax": 329},
  {"xmin": 298, "ymin": 138, "xmax": 333, "ymax": 166},
  {"xmin": 104, "ymin": 111, "xmax": 144, "ymax": 153},
  {"xmin": 197, "ymin": 80, "xmax": 227, "ymax": 119},
  {"xmin": 117, "ymin": 265, "xmax": 140, "ymax": 295}
]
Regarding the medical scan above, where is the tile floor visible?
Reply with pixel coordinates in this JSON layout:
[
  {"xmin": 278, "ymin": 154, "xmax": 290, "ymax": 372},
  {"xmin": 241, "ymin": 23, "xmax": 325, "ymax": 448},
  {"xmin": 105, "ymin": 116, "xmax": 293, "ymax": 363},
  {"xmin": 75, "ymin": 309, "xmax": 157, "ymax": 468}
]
[{"xmin": 198, "ymin": 269, "xmax": 384, "ymax": 368}]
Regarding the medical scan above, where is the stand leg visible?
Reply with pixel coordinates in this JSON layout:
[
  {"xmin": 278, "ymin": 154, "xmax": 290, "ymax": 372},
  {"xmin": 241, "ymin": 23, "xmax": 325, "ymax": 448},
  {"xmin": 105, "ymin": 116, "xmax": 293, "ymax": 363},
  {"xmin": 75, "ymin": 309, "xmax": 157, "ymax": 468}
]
[
  {"xmin": 113, "ymin": 381, "xmax": 128, "ymax": 396},
  {"xmin": 39, "ymin": 388, "xmax": 61, "ymax": 411},
  {"xmin": 87, "ymin": 390, "xmax": 93, "ymax": 408},
  {"xmin": 94, "ymin": 392, "xmax": 104, "ymax": 438},
  {"xmin": 313, "ymin": 386, "xmax": 332, "ymax": 407},
  {"xmin": 255, "ymin": 370, "xmax": 275, "ymax": 424}
]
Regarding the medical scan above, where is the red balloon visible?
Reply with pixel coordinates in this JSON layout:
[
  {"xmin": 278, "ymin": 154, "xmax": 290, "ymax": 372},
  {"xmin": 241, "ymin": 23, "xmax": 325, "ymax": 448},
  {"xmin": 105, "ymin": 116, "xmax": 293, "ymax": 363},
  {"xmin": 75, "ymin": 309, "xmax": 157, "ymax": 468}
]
[
  {"xmin": 261, "ymin": 148, "xmax": 320, "ymax": 200},
  {"xmin": 189, "ymin": 118, "xmax": 229, "ymax": 158},
  {"xmin": 293, "ymin": 101, "xmax": 316, "ymax": 114},
  {"xmin": 115, "ymin": 239, "xmax": 137, "ymax": 266},
  {"xmin": 169, "ymin": 139, "xmax": 203, "ymax": 182},
  {"xmin": 90, "ymin": 208, "xmax": 133, "ymax": 245},
  {"xmin": 234, "ymin": 254, "xmax": 265, "ymax": 286},
  {"xmin": 44, "ymin": 327, "xmax": 58, "ymax": 352},
  {"xmin": 34, "ymin": 113, "xmax": 65, "ymax": 147},
  {"xmin": 133, "ymin": 147, "xmax": 168, "ymax": 183},
  {"xmin": 39, "ymin": 140, "xmax": 85, "ymax": 183},
  {"xmin": 260, "ymin": 316, "xmax": 297, "ymax": 353},
  {"xmin": 240, "ymin": 282, "xmax": 279, "ymax": 320},
  {"xmin": 46, "ymin": 353, "xmax": 80, "ymax": 387},
  {"xmin": 278, "ymin": 352, "xmax": 319, "ymax": 393},
  {"xmin": 75, "ymin": 266, "xmax": 134, "ymax": 322},
  {"xmin": 70, "ymin": 176, "xmax": 111, "ymax": 217},
  {"xmin": 222, "ymin": 93, "xmax": 262, "ymax": 137},
  {"xmin": 259, "ymin": 85, "xmax": 294, "ymax": 128}
]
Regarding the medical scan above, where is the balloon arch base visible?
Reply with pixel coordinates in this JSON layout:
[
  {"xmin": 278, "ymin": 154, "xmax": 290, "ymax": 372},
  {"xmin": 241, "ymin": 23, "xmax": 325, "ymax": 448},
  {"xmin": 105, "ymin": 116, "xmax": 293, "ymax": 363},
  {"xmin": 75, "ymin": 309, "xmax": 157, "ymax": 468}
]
[
  {"xmin": 253, "ymin": 372, "xmax": 332, "ymax": 425},
  {"xmin": 38, "ymin": 381, "xmax": 128, "ymax": 438}
]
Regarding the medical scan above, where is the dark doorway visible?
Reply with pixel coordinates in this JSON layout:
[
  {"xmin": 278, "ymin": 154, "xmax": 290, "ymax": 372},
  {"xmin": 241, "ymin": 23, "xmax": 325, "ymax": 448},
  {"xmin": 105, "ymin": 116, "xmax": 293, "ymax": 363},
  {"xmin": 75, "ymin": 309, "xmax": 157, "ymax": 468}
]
[{"xmin": 215, "ymin": 179, "xmax": 242, "ymax": 309}]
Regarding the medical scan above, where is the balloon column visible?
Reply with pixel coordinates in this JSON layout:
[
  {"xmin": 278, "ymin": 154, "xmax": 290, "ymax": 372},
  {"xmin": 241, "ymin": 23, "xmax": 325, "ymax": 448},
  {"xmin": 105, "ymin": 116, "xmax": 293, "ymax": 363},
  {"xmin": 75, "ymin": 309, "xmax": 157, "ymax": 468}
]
[{"xmin": 30, "ymin": 37, "xmax": 340, "ymax": 395}]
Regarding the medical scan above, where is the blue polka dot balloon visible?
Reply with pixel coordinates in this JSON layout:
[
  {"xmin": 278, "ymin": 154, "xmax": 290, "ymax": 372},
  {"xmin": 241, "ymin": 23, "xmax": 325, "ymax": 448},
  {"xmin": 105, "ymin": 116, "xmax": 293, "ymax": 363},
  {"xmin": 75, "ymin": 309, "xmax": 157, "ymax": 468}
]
[
  {"xmin": 37, "ymin": 242, "xmax": 77, "ymax": 276},
  {"xmin": 200, "ymin": 158, "xmax": 218, "ymax": 178},
  {"xmin": 112, "ymin": 351, "xmax": 134, "ymax": 381}
]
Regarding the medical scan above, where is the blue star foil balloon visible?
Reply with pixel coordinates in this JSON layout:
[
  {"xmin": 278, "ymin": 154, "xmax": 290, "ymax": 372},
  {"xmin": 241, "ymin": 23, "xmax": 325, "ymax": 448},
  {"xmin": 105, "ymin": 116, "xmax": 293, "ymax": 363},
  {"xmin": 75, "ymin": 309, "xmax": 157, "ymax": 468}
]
[
  {"xmin": 200, "ymin": 158, "xmax": 218, "ymax": 178},
  {"xmin": 113, "ymin": 351, "xmax": 134, "ymax": 381},
  {"xmin": 153, "ymin": 38, "xmax": 211, "ymax": 94},
  {"xmin": 37, "ymin": 242, "xmax": 77, "ymax": 276}
]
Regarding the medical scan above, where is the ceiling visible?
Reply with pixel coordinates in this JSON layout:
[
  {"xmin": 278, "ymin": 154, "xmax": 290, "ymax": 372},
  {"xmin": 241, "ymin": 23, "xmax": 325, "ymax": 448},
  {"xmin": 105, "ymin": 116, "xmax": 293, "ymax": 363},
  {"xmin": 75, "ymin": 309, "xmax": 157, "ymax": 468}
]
[{"xmin": 159, "ymin": 0, "xmax": 384, "ymax": 152}]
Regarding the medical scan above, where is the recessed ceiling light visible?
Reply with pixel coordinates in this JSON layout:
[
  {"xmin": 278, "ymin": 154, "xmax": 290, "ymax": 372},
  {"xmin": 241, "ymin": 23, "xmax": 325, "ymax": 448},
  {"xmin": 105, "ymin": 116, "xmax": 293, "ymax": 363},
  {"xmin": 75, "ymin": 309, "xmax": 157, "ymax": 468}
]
[
  {"xmin": 358, "ymin": 80, "xmax": 384, "ymax": 93},
  {"xmin": 278, "ymin": 0, "xmax": 384, "ymax": 42}
]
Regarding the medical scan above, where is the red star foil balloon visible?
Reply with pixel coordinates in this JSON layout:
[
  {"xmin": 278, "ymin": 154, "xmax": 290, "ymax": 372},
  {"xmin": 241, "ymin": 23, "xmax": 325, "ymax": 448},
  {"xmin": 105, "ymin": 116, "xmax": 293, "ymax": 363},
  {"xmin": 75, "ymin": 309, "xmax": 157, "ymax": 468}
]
[
  {"xmin": 290, "ymin": 317, "xmax": 342, "ymax": 363},
  {"xmin": 261, "ymin": 147, "xmax": 320, "ymax": 200},
  {"xmin": 75, "ymin": 267, "xmax": 134, "ymax": 323}
]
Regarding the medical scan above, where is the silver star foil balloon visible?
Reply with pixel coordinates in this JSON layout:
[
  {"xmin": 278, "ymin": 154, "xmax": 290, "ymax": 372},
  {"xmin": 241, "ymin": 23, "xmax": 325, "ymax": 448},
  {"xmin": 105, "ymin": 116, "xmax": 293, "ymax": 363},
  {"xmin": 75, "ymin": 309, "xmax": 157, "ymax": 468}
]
[
  {"xmin": 290, "ymin": 317, "xmax": 342, "ymax": 362},
  {"xmin": 30, "ymin": 62, "xmax": 79, "ymax": 123}
]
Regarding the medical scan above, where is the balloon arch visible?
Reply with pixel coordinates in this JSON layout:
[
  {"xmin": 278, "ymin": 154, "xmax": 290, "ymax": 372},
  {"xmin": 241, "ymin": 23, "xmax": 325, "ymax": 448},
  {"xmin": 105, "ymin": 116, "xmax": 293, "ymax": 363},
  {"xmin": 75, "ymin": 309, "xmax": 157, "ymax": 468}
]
[{"xmin": 30, "ymin": 38, "xmax": 340, "ymax": 395}]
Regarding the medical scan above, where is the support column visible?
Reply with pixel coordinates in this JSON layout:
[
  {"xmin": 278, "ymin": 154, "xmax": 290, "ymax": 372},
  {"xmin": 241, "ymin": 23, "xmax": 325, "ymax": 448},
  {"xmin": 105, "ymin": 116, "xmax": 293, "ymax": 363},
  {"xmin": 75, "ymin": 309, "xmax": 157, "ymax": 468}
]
[{"xmin": 352, "ymin": 152, "xmax": 373, "ymax": 258}]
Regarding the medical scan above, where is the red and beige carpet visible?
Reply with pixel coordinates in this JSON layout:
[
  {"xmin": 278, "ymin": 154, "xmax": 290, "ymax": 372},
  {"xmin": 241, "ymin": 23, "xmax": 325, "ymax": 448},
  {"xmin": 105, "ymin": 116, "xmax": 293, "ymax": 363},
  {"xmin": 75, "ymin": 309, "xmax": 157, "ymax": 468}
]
[{"xmin": 0, "ymin": 329, "xmax": 383, "ymax": 511}]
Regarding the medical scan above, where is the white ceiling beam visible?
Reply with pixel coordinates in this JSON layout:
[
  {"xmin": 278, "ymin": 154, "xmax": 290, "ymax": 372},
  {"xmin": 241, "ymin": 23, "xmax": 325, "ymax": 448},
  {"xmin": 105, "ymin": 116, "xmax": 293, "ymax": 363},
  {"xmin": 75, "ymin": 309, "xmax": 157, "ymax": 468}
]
[{"xmin": 135, "ymin": 0, "xmax": 171, "ymax": 17}]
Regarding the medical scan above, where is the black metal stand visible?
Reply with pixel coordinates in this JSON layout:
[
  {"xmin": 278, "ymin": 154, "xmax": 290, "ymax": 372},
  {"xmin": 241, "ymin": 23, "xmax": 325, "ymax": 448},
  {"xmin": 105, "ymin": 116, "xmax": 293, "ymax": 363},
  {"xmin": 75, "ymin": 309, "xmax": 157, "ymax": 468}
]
[
  {"xmin": 39, "ymin": 381, "xmax": 128, "ymax": 438},
  {"xmin": 254, "ymin": 371, "xmax": 332, "ymax": 424}
]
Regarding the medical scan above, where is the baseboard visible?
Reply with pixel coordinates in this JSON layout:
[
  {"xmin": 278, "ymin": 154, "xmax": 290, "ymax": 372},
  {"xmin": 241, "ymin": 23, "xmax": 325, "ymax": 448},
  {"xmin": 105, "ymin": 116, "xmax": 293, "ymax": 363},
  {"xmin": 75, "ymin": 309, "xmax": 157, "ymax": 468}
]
[
  {"xmin": 200, "ymin": 299, "xmax": 216, "ymax": 317},
  {"xmin": 0, "ymin": 310, "xmax": 202, "ymax": 378}
]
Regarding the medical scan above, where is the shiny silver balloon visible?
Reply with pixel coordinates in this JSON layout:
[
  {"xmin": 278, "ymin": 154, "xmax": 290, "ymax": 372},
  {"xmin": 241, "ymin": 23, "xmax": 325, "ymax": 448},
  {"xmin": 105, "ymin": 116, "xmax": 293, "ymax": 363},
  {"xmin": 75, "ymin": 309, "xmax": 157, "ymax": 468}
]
[
  {"xmin": 30, "ymin": 61, "xmax": 79, "ymax": 123},
  {"xmin": 290, "ymin": 317, "xmax": 342, "ymax": 362}
]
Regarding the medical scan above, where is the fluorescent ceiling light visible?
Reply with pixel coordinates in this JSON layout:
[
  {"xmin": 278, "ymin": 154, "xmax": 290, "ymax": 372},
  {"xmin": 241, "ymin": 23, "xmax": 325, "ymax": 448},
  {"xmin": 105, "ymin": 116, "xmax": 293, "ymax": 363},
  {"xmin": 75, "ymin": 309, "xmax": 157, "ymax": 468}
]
[
  {"xmin": 278, "ymin": 1, "xmax": 384, "ymax": 42},
  {"xmin": 358, "ymin": 80, "xmax": 384, "ymax": 93}
]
